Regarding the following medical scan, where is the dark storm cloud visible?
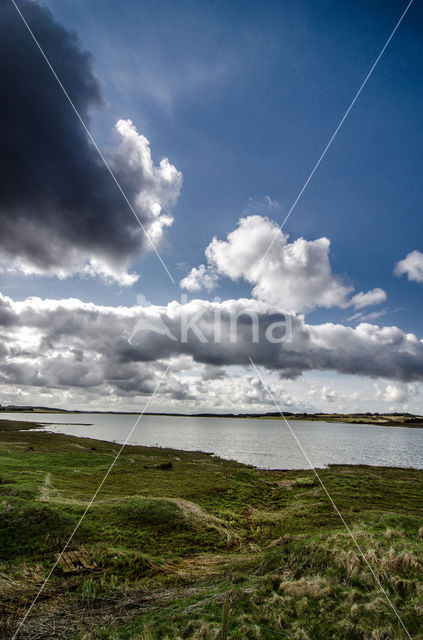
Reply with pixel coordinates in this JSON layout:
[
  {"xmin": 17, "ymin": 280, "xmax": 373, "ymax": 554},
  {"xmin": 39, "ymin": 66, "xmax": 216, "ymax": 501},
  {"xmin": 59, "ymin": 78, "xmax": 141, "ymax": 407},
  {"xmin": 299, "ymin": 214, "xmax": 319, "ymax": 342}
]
[{"xmin": 0, "ymin": 0, "xmax": 181, "ymax": 282}]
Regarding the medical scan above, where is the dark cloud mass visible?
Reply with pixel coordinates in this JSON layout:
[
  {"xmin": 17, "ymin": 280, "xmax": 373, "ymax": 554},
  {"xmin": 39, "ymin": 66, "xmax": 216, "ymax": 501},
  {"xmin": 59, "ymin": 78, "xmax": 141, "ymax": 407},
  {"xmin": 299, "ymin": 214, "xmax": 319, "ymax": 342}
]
[
  {"xmin": 0, "ymin": 0, "xmax": 181, "ymax": 283},
  {"xmin": 1, "ymin": 294, "xmax": 423, "ymax": 403}
]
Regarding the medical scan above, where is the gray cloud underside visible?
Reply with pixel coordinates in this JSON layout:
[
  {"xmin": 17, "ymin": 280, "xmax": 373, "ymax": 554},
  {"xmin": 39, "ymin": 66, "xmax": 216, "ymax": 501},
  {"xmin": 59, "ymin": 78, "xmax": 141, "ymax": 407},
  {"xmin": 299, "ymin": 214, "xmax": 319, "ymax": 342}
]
[
  {"xmin": 0, "ymin": 0, "xmax": 181, "ymax": 283},
  {"xmin": 1, "ymin": 293, "xmax": 423, "ymax": 400}
]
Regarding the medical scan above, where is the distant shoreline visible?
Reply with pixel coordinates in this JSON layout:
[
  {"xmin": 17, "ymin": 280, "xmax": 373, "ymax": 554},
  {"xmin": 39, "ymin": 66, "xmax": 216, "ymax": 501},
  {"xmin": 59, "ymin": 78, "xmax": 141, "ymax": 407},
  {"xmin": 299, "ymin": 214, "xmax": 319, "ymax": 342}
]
[{"xmin": 1, "ymin": 406, "xmax": 423, "ymax": 427}]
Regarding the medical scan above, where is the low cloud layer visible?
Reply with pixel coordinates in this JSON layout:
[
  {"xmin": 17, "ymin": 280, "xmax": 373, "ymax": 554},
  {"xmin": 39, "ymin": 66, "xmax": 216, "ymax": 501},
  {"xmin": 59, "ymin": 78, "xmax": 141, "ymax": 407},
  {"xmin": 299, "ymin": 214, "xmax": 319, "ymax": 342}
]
[
  {"xmin": 181, "ymin": 215, "xmax": 386, "ymax": 314},
  {"xmin": 1, "ymin": 292, "xmax": 423, "ymax": 409},
  {"xmin": 0, "ymin": 0, "xmax": 181, "ymax": 284}
]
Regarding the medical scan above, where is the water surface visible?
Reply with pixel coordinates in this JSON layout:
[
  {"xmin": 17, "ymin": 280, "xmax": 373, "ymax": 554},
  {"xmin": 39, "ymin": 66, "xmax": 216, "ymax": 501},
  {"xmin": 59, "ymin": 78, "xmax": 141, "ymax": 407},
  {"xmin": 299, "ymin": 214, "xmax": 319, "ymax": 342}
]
[{"xmin": 2, "ymin": 412, "xmax": 423, "ymax": 470}]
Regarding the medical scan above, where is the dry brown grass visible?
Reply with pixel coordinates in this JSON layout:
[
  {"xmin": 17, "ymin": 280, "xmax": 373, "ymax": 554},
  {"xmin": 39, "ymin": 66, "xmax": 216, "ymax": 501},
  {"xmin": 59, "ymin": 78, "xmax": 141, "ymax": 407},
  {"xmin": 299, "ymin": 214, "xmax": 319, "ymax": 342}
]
[
  {"xmin": 279, "ymin": 576, "xmax": 331, "ymax": 599},
  {"xmin": 171, "ymin": 498, "xmax": 237, "ymax": 544}
]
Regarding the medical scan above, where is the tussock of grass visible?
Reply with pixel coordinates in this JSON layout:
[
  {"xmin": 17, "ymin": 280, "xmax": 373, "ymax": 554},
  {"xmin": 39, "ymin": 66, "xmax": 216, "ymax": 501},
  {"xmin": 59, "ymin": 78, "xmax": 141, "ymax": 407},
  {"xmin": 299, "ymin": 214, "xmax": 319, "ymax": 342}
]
[
  {"xmin": 108, "ymin": 496, "xmax": 185, "ymax": 527},
  {"xmin": 0, "ymin": 499, "xmax": 78, "ymax": 560},
  {"xmin": 295, "ymin": 476, "xmax": 315, "ymax": 487}
]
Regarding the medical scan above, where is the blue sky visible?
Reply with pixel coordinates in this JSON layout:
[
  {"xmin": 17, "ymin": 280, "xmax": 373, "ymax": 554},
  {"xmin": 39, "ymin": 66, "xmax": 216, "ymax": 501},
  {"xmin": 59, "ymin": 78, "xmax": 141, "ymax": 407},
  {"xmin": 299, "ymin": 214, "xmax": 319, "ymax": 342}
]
[
  {"xmin": 0, "ymin": 0, "xmax": 422, "ymax": 412},
  {"xmin": 2, "ymin": 0, "xmax": 421, "ymax": 326}
]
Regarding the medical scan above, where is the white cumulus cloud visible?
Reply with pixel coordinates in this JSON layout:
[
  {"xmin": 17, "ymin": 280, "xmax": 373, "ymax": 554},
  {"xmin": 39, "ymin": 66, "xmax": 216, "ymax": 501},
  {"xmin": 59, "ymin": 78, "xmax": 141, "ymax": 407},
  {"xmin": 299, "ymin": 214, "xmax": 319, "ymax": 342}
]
[
  {"xmin": 375, "ymin": 382, "xmax": 419, "ymax": 404},
  {"xmin": 395, "ymin": 250, "xmax": 423, "ymax": 283},
  {"xmin": 180, "ymin": 264, "xmax": 218, "ymax": 292},
  {"xmin": 181, "ymin": 215, "xmax": 352, "ymax": 313}
]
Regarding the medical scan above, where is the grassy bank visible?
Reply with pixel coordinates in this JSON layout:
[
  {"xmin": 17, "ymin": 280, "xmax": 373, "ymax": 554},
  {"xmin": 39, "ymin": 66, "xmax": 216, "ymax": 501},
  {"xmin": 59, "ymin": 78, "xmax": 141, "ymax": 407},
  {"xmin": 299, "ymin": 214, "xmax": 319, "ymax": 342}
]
[
  {"xmin": 283, "ymin": 414, "xmax": 423, "ymax": 427},
  {"xmin": 1, "ymin": 418, "xmax": 422, "ymax": 639}
]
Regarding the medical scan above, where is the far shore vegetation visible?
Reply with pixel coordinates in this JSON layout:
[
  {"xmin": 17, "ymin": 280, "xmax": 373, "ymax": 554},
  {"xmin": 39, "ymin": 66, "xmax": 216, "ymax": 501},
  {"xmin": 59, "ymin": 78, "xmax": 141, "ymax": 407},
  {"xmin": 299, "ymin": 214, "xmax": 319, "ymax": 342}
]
[
  {"xmin": 1, "ymin": 405, "xmax": 423, "ymax": 428},
  {"xmin": 1, "ymin": 417, "xmax": 423, "ymax": 639}
]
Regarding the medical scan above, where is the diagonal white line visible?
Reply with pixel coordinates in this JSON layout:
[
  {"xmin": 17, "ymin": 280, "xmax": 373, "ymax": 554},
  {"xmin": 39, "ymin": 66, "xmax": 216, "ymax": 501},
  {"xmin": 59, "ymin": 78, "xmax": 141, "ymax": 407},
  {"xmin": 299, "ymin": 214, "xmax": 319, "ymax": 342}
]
[
  {"xmin": 248, "ymin": 5, "xmax": 414, "ymax": 636},
  {"xmin": 10, "ymin": 0, "xmax": 176, "ymax": 284},
  {"xmin": 248, "ymin": 356, "xmax": 412, "ymax": 640},
  {"xmin": 11, "ymin": 364, "xmax": 171, "ymax": 640},
  {"xmin": 258, "ymin": 0, "xmax": 414, "ymax": 269}
]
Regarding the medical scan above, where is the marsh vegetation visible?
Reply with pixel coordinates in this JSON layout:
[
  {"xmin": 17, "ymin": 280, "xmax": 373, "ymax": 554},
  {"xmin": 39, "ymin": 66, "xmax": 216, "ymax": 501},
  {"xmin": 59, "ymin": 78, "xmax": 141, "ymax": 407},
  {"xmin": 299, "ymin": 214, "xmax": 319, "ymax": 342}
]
[{"xmin": 1, "ymin": 419, "xmax": 422, "ymax": 639}]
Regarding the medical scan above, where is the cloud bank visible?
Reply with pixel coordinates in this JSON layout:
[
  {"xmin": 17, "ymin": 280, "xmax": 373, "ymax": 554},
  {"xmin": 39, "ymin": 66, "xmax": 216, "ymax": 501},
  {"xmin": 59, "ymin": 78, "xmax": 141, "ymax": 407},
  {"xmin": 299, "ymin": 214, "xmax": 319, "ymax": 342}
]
[
  {"xmin": 1, "ymin": 292, "xmax": 423, "ymax": 406},
  {"xmin": 0, "ymin": 0, "xmax": 181, "ymax": 285}
]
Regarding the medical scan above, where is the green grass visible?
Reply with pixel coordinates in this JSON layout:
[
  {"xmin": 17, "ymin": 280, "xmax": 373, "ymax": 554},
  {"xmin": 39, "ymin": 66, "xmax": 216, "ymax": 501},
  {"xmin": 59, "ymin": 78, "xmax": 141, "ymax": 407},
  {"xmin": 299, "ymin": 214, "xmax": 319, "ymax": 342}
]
[
  {"xmin": 0, "ymin": 418, "xmax": 42, "ymax": 431},
  {"xmin": 1, "ymin": 419, "xmax": 423, "ymax": 639}
]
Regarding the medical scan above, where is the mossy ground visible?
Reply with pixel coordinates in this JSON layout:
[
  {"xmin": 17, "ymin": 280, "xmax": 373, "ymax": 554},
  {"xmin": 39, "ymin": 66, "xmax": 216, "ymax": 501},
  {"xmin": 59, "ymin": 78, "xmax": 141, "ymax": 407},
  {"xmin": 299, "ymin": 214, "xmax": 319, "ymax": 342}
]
[{"xmin": 1, "ymin": 418, "xmax": 422, "ymax": 639}]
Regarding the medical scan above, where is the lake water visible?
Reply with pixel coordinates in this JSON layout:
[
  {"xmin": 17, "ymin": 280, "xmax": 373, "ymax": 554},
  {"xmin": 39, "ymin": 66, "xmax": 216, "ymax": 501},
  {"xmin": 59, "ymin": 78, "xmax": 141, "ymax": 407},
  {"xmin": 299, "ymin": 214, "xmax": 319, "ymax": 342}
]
[{"xmin": 2, "ymin": 412, "xmax": 423, "ymax": 470}]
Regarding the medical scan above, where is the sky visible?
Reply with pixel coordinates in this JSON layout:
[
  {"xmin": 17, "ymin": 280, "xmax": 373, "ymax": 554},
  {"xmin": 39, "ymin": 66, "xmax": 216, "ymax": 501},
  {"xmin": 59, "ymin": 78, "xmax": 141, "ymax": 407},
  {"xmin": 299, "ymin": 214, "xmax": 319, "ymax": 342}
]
[{"xmin": 0, "ymin": 0, "xmax": 422, "ymax": 413}]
